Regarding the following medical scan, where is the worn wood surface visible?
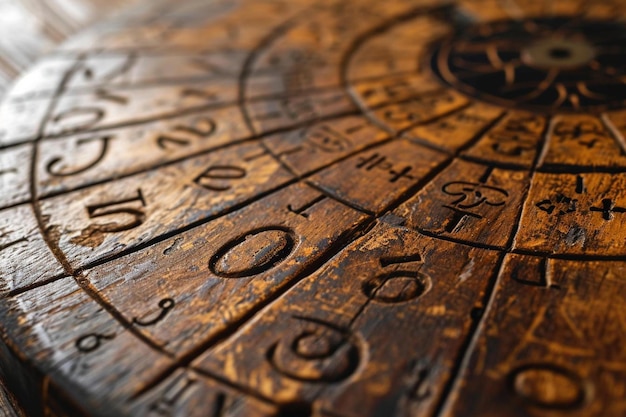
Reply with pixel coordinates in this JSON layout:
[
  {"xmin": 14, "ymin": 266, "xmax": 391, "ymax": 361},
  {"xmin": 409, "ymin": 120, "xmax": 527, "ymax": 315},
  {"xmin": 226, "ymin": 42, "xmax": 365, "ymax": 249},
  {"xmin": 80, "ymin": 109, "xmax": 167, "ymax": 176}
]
[
  {"xmin": 0, "ymin": 0, "xmax": 625, "ymax": 415},
  {"xmin": 0, "ymin": 0, "xmax": 137, "ymax": 97}
]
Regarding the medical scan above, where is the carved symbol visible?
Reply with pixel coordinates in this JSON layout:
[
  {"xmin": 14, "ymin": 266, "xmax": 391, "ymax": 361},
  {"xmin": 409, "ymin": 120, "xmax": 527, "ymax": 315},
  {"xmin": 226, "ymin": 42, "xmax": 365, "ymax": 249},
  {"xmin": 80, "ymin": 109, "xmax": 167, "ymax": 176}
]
[
  {"xmin": 442, "ymin": 182, "xmax": 508, "ymax": 210},
  {"xmin": 490, "ymin": 133, "xmax": 536, "ymax": 156},
  {"xmin": 536, "ymin": 175, "xmax": 585, "ymax": 216},
  {"xmin": 193, "ymin": 165, "xmax": 246, "ymax": 191},
  {"xmin": 46, "ymin": 135, "xmax": 112, "ymax": 177},
  {"xmin": 510, "ymin": 363, "xmax": 590, "ymax": 410},
  {"xmin": 149, "ymin": 373, "xmax": 197, "ymax": 416},
  {"xmin": 536, "ymin": 193, "xmax": 578, "ymax": 215},
  {"xmin": 75, "ymin": 333, "xmax": 115, "ymax": 353},
  {"xmin": 362, "ymin": 254, "xmax": 432, "ymax": 303},
  {"xmin": 85, "ymin": 189, "xmax": 147, "ymax": 233},
  {"xmin": 304, "ymin": 124, "xmax": 351, "ymax": 153},
  {"xmin": 156, "ymin": 117, "xmax": 216, "ymax": 150},
  {"xmin": 590, "ymin": 198, "xmax": 626, "ymax": 220},
  {"xmin": 440, "ymin": 168, "xmax": 509, "ymax": 233},
  {"xmin": 488, "ymin": 116, "xmax": 541, "ymax": 156},
  {"xmin": 51, "ymin": 107, "xmax": 105, "ymax": 134},
  {"xmin": 511, "ymin": 258, "xmax": 559, "ymax": 289},
  {"xmin": 209, "ymin": 227, "xmax": 296, "ymax": 278},
  {"xmin": 133, "ymin": 298, "xmax": 175, "ymax": 327},
  {"xmin": 553, "ymin": 120, "xmax": 606, "ymax": 148},
  {"xmin": 356, "ymin": 154, "xmax": 415, "ymax": 183},
  {"xmin": 267, "ymin": 316, "xmax": 360, "ymax": 383}
]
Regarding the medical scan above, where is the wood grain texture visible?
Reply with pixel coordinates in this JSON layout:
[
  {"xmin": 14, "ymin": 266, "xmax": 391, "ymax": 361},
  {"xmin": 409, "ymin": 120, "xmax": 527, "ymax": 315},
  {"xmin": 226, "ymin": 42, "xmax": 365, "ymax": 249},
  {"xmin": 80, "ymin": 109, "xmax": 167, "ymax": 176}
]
[
  {"xmin": 0, "ymin": 0, "xmax": 625, "ymax": 416},
  {"xmin": 0, "ymin": 0, "xmax": 137, "ymax": 97}
]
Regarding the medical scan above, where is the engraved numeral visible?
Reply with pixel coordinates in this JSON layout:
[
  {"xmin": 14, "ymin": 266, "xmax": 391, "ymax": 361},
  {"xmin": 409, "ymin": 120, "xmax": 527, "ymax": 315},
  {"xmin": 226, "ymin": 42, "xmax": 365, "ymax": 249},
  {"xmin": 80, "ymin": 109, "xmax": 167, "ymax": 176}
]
[
  {"xmin": 75, "ymin": 333, "xmax": 115, "ymax": 353},
  {"xmin": 133, "ymin": 298, "xmax": 175, "ymax": 327},
  {"xmin": 85, "ymin": 189, "xmax": 147, "ymax": 233},
  {"xmin": 362, "ymin": 253, "xmax": 432, "ymax": 303},
  {"xmin": 156, "ymin": 117, "xmax": 216, "ymax": 150},
  {"xmin": 209, "ymin": 227, "xmax": 296, "ymax": 278},
  {"xmin": 193, "ymin": 165, "xmax": 246, "ymax": 191},
  {"xmin": 267, "ymin": 316, "xmax": 361, "ymax": 383},
  {"xmin": 46, "ymin": 135, "xmax": 112, "ymax": 177}
]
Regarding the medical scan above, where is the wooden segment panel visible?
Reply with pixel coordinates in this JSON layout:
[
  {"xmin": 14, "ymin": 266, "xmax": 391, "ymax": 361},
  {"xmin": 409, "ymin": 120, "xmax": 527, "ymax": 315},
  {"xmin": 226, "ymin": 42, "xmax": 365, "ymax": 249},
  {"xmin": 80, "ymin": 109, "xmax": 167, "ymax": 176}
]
[
  {"xmin": 394, "ymin": 160, "xmax": 530, "ymax": 249},
  {"xmin": 308, "ymin": 139, "xmax": 448, "ymax": 214},
  {"xmin": 194, "ymin": 216, "xmax": 500, "ymax": 415},
  {"xmin": 515, "ymin": 172, "xmax": 626, "ymax": 256},
  {"xmin": 39, "ymin": 141, "xmax": 294, "ymax": 268},
  {"xmin": 446, "ymin": 254, "xmax": 626, "ymax": 417},
  {"xmin": 82, "ymin": 183, "xmax": 370, "ymax": 356}
]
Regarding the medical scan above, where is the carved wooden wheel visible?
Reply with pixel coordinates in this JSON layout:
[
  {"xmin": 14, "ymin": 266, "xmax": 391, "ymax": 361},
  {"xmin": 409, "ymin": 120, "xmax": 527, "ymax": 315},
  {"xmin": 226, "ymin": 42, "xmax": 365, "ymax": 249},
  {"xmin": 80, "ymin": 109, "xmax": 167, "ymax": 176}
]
[{"xmin": 0, "ymin": 0, "xmax": 625, "ymax": 416}]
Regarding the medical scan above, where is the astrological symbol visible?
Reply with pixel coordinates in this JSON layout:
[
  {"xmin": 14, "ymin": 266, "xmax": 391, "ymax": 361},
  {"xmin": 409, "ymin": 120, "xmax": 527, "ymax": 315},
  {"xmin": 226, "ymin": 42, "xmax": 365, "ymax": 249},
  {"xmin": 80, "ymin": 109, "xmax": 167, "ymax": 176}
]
[
  {"xmin": 356, "ymin": 153, "xmax": 416, "ymax": 183},
  {"xmin": 304, "ymin": 124, "xmax": 351, "ymax": 153},
  {"xmin": 156, "ymin": 117, "xmax": 216, "ymax": 150},
  {"xmin": 490, "ymin": 133, "xmax": 536, "ymax": 156},
  {"xmin": 209, "ymin": 227, "xmax": 296, "ymax": 278},
  {"xmin": 360, "ymin": 79, "xmax": 413, "ymax": 102},
  {"xmin": 362, "ymin": 253, "xmax": 431, "ymax": 303},
  {"xmin": 75, "ymin": 332, "xmax": 115, "ymax": 353},
  {"xmin": 193, "ymin": 165, "xmax": 246, "ymax": 191},
  {"xmin": 590, "ymin": 198, "xmax": 626, "ymax": 220},
  {"xmin": 489, "ymin": 115, "xmax": 542, "ymax": 156},
  {"xmin": 536, "ymin": 175, "xmax": 585, "ymax": 216},
  {"xmin": 536, "ymin": 194, "xmax": 578, "ymax": 215},
  {"xmin": 149, "ymin": 373, "xmax": 198, "ymax": 416},
  {"xmin": 510, "ymin": 363, "xmax": 588, "ymax": 410},
  {"xmin": 442, "ymin": 182, "xmax": 508, "ymax": 209},
  {"xmin": 267, "ymin": 316, "xmax": 360, "ymax": 383},
  {"xmin": 133, "ymin": 298, "xmax": 175, "ymax": 327},
  {"xmin": 441, "ymin": 180, "xmax": 508, "ymax": 233},
  {"xmin": 46, "ymin": 135, "xmax": 112, "ymax": 177},
  {"xmin": 553, "ymin": 120, "xmax": 606, "ymax": 148},
  {"xmin": 287, "ymin": 194, "xmax": 326, "ymax": 218},
  {"xmin": 85, "ymin": 189, "xmax": 147, "ymax": 233}
]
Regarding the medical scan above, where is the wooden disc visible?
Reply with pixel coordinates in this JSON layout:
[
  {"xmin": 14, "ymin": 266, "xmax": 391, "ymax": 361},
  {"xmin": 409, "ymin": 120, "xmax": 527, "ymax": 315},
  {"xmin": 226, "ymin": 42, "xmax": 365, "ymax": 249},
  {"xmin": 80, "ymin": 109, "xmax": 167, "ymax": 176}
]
[{"xmin": 0, "ymin": 0, "xmax": 625, "ymax": 415}]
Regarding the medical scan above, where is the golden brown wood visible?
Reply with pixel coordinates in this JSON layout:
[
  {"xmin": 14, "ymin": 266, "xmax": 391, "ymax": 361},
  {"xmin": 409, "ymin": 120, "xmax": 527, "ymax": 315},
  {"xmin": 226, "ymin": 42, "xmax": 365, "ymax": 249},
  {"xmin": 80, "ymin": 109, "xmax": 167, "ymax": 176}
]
[{"xmin": 0, "ymin": 0, "xmax": 625, "ymax": 416}]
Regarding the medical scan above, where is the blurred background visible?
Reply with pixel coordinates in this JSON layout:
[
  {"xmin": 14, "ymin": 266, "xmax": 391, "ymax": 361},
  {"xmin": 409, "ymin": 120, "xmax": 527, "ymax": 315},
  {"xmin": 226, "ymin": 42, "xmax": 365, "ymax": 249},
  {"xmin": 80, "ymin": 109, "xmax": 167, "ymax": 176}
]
[{"xmin": 0, "ymin": 0, "xmax": 136, "ymax": 96}]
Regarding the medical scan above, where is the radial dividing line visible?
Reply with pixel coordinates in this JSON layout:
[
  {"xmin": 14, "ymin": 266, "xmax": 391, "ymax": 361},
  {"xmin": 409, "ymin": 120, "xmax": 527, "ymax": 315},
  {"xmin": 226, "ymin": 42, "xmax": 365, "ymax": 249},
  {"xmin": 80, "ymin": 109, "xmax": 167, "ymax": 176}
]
[
  {"xmin": 434, "ymin": 113, "xmax": 555, "ymax": 416},
  {"xmin": 26, "ymin": 58, "xmax": 172, "ymax": 357}
]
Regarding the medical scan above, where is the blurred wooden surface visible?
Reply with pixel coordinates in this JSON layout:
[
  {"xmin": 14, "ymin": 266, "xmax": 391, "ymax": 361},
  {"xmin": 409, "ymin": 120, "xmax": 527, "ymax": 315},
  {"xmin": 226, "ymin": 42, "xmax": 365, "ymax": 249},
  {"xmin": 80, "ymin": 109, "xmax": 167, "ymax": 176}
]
[{"xmin": 0, "ymin": 0, "xmax": 135, "ymax": 96}]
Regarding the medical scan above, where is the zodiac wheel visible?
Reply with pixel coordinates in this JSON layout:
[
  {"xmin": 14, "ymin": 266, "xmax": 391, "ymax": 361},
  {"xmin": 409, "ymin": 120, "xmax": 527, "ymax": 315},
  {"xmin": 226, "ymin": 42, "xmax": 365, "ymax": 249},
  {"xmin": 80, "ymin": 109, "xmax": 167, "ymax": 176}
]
[{"xmin": 0, "ymin": 0, "xmax": 625, "ymax": 416}]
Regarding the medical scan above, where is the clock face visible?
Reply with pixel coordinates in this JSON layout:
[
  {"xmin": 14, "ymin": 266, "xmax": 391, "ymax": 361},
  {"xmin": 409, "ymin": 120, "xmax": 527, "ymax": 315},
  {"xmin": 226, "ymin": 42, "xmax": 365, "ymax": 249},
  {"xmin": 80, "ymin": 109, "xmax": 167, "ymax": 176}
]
[{"xmin": 0, "ymin": 0, "xmax": 625, "ymax": 416}]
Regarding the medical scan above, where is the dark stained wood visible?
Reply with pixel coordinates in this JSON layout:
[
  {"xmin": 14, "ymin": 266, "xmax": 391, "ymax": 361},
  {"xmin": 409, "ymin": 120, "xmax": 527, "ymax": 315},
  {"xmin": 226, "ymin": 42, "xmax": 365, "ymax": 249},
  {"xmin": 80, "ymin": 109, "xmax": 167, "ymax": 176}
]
[{"xmin": 0, "ymin": 0, "xmax": 625, "ymax": 416}]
